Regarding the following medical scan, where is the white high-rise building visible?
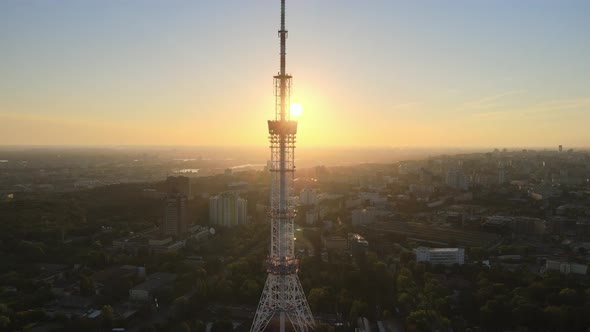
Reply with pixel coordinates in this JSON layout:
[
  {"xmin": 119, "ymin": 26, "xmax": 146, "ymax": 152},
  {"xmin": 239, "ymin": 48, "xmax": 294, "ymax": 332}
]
[
  {"xmin": 209, "ymin": 192, "xmax": 248, "ymax": 227},
  {"xmin": 306, "ymin": 209, "xmax": 319, "ymax": 225},
  {"xmin": 299, "ymin": 187, "xmax": 318, "ymax": 206},
  {"xmin": 165, "ymin": 176, "xmax": 191, "ymax": 199},
  {"xmin": 446, "ymin": 169, "xmax": 469, "ymax": 190},
  {"xmin": 498, "ymin": 167, "xmax": 506, "ymax": 185},
  {"xmin": 415, "ymin": 247, "xmax": 465, "ymax": 265}
]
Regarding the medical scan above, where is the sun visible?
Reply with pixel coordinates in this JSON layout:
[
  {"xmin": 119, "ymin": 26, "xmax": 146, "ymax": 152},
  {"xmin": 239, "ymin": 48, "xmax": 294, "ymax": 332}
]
[{"xmin": 290, "ymin": 103, "xmax": 303, "ymax": 117}]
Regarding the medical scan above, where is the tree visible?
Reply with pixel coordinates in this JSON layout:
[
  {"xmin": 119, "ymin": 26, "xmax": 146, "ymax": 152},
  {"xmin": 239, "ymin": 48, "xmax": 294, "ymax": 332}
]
[
  {"xmin": 400, "ymin": 251, "xmax": 416, "ymax": 264},
  {"xmin": 558, "ymin": 288, "xmax": 577, "ymax": 306},
  {"xmin": 0, "ymin": 315, "xmax": 10, "ymax": 329},
  {"xmin": 138, "ymin": 326, "xmax": 157, "ymax": 332},
  {"xmin": 397, "ymin": 292, "xmax": 416, "ymax": 312},
  {"xmin": 239, "ymin": 279, "xmax": 260, "ymax": 302},
  {"xmin": 512, "ymin": 301, "xmax": 543, "ymax": 331},
  {"xmin": 172, "ymin": 296, "xmax": 189, "ymax": 321},
  {"xmin": 172, "ymin": 321, "xmax": 190, "ymax": 332},
  {"xmin": 194, "ymin": 278, "xmax": 208, "ymax": 302},
  {"xmin": 0, "ymin": 304, "xmax": 8, "ymax": 316},
  {"xmin": 543, "ymin": 306, "xmax": 566, "ymax": 331},
  {"xmin": 406, "ymin": 310, "xmax": 433, "ymax": 332},
  {"xmin": 383, "ymin": 309, "xmax": 391, "ymax": 319},
  {"xmin": 315, "ymin": 322, "xmax": 335, "ymax": 332},
  {"xmin": 469, "ymin": 247, "xmax": 489, "ymax": 261},
  {"xmin": 101, "ymin": 305, "xmax": 114, "ymax": 329},
  {"xmin": 338, "ymin": 289, "xmax": 353, "ymax": 317},
  {"xmin": 406, "ymin": 310, "xmax": 450, "ymax": 332},
  {"xmin": 80, "ymin": 275, "xmax": 95, "ymax": 297},
  {"xmin": 480, "ymin": 297, "xmax": 512, "ymax": 331},
  {"xmin": 308, "ymin": 287, "xmax": 330, "ymax": 312},
  {"xmin": 211, "ymin": 319, "xmax": 233, "ymax": 332},
  {"xmin": 349, "ymin": 300, "xmax": 368, "ymax": 320},
  {"xmin": 192, "ymin": 319, "xmax": 206, "ymax": 332}
]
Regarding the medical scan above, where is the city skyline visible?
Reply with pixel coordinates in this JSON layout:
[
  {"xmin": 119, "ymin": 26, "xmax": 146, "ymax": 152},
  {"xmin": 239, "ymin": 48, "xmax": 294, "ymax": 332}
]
[{"xmin": 1, "ymin": 0, "xmax": 590, "ymax": 147}]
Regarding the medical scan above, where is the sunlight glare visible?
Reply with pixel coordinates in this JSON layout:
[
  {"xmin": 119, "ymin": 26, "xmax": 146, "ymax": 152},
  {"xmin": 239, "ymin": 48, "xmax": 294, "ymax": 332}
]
[{"xmin": 290, "ymin": 103, "xmax": 303, "ymax": 117}]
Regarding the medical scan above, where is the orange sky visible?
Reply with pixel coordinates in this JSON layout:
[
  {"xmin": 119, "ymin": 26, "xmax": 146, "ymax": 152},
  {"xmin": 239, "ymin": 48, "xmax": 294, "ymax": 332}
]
[{"xmin": 1, "ymin": 1, "xmax": 589, "ymax": 148}]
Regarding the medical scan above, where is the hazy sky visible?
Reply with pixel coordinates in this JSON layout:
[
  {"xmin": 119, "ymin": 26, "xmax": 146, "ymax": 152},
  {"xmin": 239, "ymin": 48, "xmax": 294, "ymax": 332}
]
[{"xmin": 1, "ymin": 0, "xmax": 589, "ymax": 147}]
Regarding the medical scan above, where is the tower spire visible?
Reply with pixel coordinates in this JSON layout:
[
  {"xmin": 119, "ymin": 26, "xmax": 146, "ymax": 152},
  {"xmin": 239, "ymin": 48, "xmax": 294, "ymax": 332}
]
[
  {"xmin": 279, "ymin": 0, "xmax": 287, "ymax": 121},
  {"xmin": 280, "ymin": 0, "xmax": 286, "ymax": 74},
  {"xmin": 251, "ymin": 1, "xmax": 315, "ymax": 332}
]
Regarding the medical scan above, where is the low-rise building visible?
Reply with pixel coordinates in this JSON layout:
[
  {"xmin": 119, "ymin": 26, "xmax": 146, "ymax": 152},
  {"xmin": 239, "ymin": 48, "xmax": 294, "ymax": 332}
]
[
  {"xmin": 351, "ymin": 208, "xmax": 389, "ymax": 226},
  {"xmin": 359, "ymin": 192, "xmax": 388, "ymax": 206},
  {"xmin": 545, "ymin": 260, "xmax": 588, "ymax": 275},
  {"xmin": 150, "ymin": 240, "xmax": 184, "ymax": 254},
  {"xmin": 35, "ymin": 263, "xmax": 69, "ymax": 285},
  {"xmin": 482, "ymin": 216, "xmax": 547, "ymax": 236},
  {"xmin": 129, "ymin": 272, "xmax": 177, "ymax": 302},
  {"xmin": 348, "ymin": 233, "xmax": 369, "ymax": 257},
  {"xmin": 345, "ymin": 197, "xmax": 362, "ymax": 209},
  {"xmin": 322, "ymin": 235, "xmax": 347, "ymax": 252},
  {"xmin": 415, "ymin": 247, "xmax": 465, "ymax": 265},
  {"xmin": 91, "ymin": 265, "xmax": 140, "ymax": 297},
  {"xmin": 184, "ymin": 256, "xmax": 205, "ymax": 268},
  {"xmin": 112, "ymin": 226, "xmax": 186, "ymax": 254},
  {"xmin": 188, "ymin": 225, "xmax": 210, "ymax": 242}
]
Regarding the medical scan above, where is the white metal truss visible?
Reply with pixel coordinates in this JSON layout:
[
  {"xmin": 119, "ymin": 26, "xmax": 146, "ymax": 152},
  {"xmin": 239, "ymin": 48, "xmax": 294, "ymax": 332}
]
[
  {"xmin": 251, "ymin": 1, "xmax": 314, "ymax": 331},
  {"xmin": 251, "ymin": 274, "xmax": 314, "ymax": 332}
]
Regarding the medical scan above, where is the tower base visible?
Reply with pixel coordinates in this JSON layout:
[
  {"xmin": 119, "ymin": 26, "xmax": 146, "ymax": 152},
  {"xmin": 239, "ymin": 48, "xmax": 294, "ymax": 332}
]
[{"xmin": 251, "ymin": 273, "xmax": 314, "ymax": 332}]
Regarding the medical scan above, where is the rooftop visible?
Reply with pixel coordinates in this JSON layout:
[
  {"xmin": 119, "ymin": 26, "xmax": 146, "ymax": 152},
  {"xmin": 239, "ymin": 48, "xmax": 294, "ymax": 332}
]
[
  {"xmin": 131, "ymin": 272, "xmax": 176, "ymax": 292},
  {"xmin": 417, "ymin": 247, "xmax": 462, "ymax": 252}
]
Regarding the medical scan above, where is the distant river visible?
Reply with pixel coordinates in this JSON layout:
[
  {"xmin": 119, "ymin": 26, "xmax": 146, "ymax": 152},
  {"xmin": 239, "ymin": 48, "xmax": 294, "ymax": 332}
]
[
  {"xmin": 175, "ymin": 169, "xmax": 200, "ymax": 173},
  {"xmin": 231, "ymin": 164, "xmax": 266, "ymax": 170}
]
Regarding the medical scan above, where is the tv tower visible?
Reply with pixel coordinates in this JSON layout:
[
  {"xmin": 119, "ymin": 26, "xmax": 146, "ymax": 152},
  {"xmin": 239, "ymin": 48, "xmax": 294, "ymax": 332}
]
[{"xmin": 251, "ymin": 1, "xmax": 315, "ymax": 332}]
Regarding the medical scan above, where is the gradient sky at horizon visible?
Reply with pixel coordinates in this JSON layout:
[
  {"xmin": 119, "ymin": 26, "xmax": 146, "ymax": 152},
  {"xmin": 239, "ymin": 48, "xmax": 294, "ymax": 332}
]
[{"xmin": 1, "ymin": 0, "xmax": 589, "ymax": 147}]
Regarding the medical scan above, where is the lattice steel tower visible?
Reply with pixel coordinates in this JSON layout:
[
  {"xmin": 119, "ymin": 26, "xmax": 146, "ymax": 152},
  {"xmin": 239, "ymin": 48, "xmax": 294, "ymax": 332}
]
[{"xmin": 251, "ymin": 1, "xmax": 314, "ymax": 332}]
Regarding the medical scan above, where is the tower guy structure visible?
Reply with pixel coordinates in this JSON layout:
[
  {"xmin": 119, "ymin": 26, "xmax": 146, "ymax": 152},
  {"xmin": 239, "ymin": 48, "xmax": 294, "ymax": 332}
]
[{"xmin": 251, "ymin": 1, "xmax": 315, "ymax": 332}]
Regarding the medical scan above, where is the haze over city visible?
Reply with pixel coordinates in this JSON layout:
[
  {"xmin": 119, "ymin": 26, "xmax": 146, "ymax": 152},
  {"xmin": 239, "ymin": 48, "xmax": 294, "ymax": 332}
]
[{"xmin": 2, "ymin": 0, "xmax": 589, "ymax": 147}]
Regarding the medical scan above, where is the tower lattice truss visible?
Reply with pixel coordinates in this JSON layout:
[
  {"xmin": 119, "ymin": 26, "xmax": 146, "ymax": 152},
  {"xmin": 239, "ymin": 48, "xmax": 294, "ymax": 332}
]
[
  {"xmin": 251, "ymin": 274, "xmax": 314, "ymax": 332},
  {"xmin": 251, "ymin": 1, "xmax": 314, "ymax": 331}
]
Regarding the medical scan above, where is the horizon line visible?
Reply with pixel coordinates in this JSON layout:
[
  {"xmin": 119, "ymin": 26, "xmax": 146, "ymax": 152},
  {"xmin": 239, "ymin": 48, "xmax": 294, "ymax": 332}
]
[{"xmin": 0, "ymin": 144, "xmax": 587, "ymax": 150}]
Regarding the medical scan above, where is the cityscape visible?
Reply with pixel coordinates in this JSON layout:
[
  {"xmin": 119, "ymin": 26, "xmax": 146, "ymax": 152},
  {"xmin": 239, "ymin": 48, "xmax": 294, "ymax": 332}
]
[
  {"xmin": 1, "ymin": 1, "xmax": 590, "ymax": 332},
  {"xmin": 2, "ymin": 144, "xmax": 590, "ymax": 332}
]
